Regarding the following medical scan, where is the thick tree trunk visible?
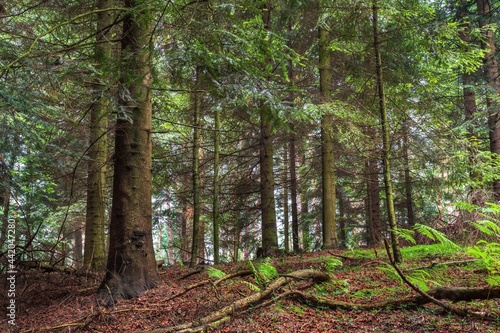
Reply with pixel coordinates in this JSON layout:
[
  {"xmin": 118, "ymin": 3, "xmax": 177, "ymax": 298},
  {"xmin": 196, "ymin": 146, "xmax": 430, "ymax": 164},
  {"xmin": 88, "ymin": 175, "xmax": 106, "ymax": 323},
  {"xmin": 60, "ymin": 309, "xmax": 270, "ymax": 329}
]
[
  {"xmin": 318, "ymin": 23, "xmax": 338, "ymax": 250},
  {"xmin": 260, "ymin": 107, "xmax": 278, "ymax": 251},
  {"xmin": 97, "ymin": 0, "xmax": 159, "ymax": 304},
  {"xmin": 372, "ymin": 0, "xmax": 401, "ymax": 262},
  {"xmin": 477, "ymin": 0, "xmax": 500, "ymax": 201},
  {"xmin": 259, "ymin": 3, "xmax": 278, "ymax": 252},
  {"xmin": 84, "ymin": 0, "xmax": 112, "ymax": 271}
]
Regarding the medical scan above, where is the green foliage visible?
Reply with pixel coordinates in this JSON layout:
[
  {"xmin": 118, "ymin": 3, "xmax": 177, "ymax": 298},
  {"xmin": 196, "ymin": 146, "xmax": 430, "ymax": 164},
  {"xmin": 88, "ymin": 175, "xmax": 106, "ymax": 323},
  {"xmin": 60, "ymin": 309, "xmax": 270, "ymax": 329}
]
[
  {"xmin": 395, "ymin": 224, "xmax": 462, "ymax": 252},
  {"xmin": 377, "ymin": 264, "xmax": 403, "ymax": 284},
  {"xmin": 414, "ymin": 224, "xmax": 462, "ymax": 251},
  {"xmin": 206, "ymin": 267, "xmax": 227, "ymax": 279},
  {"xmin": 406, "ymin": 270, "xmax": 433, "ymax": 292},
  {"xmin": 460, "ymin": 202, "xmax": 500, "ymax": 286},
  {"xmin": 310, "ymin": 256, "xmax": 343, "ymax": 273},
  {"xmin": 250, "ymin": 258, "xmax": 279, "ymax": 285},
  {"xmin": 401, "ymin": 244, "xmax": 461, "ymax": 258},
  {"xmin": 314, "ymin": 280, "xmax": 349, "ymax": 297}
]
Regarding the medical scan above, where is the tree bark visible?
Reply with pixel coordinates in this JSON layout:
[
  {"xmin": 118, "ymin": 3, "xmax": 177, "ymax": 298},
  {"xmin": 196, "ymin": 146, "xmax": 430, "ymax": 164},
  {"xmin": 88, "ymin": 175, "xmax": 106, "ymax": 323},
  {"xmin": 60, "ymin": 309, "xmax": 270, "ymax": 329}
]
[
  {"xmin": 402, "ymin": 120, "xmax": 415, "ymax": 227},
  {"xmin": 84, "ymin": 0, "xmax": 112, "ymax": 271},
  {"xmin": 97, "ymin": 0, "xmax": 159, "ymax": 304},
  {"xmin": 318, "ymin": 19, "xmax": 338, "ymax": 250},
  {"xmin": 212, "ymin": 106, "xmax": 221, "ymax": 264},
  {"xmin": 282, "ymin": 145, "xmax": 290, "ymax": 252},
  {"xmin": 337, "ymin": 188, "xmax": 347, "ymax": 248},
  {"xmin": 477, "ymin": 0, "xmax": 500, "ymax": 201},
  {"xmin": 190, "ymin": 75, "xmax": 202, "ymax": 267},
  {"xmin": 289, "ymin": 129, "xmax": 300, "ymax": 252},
  {"xmin": 365, "ymin": 156, "xmax": 382, "ymax": 246},
  {"xmin": 372, "ymin": 0, "xmax": 401, "ymax": 262},
  {"xmin": 259, "ymin": 3, "xmax": 278, "ymax": 252}
]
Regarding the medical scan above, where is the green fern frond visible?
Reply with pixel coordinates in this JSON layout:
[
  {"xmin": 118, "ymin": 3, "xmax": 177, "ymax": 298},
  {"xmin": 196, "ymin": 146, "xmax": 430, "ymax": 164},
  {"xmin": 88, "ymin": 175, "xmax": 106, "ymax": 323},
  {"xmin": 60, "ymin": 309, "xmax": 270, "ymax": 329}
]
[
  {"xmin": 206, "ymin": 267, "xmax": 226, "ymax": 279},
  {"xmin": 377, "ymin": 265, "xmax": 402, "ymax": 284},
  {"xmin": 242, "ymin": 280, "xmax": 261, "ymax": 291},
  {"xmin": 394, "ymin": 228, "xmax": 416, "ymax": 245},
  {"xmin": 256, "ymin": 257, "xmax": 279, "ymax": 283},
  {"xmin": 414, "ymin": 224, "xmax": 461, "ymax": 250},
  {"xmin": 470, "ymin": 220, "xmax": 500, "ymax": 236}
]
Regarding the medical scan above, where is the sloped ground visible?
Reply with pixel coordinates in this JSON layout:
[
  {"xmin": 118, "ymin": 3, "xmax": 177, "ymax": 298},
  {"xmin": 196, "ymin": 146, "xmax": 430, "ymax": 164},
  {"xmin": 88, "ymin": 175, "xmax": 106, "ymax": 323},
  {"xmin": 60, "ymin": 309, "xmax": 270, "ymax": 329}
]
[{"xmin": 3, "ymin": 248, "xmax": 500, "ymax": 333}]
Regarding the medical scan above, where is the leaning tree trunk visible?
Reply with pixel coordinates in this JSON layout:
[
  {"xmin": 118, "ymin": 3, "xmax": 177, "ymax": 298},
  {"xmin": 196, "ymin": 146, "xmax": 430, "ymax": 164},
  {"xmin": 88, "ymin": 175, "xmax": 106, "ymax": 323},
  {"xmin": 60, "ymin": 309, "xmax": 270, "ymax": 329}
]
[
  {"xmin": 84, "ymin": 0, "xmax": 112, "ymax": 271},
  {"xmin": 97, "ymin": 0, "xmax": 159, "ymax": 304},
  {"xmin": 318, "ymin": 13, "xmax": 338, "ymax": 250},
  {"xmin": 372, "ymin": 0, "xmax": 402, "ymax": 263},
  {"xmin": 477, "ymin": 0, "xmax": 500, "ymax": 201}
]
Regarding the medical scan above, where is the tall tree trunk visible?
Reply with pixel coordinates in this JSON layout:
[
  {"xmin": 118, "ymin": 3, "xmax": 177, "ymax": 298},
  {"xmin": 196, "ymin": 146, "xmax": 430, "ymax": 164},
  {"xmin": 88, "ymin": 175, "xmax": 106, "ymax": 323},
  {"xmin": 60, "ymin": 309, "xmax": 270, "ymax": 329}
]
[
  {"xmin": 372, "ymin": 0, "xmax": 402, "ymax": 263},
  {"xmin": 282, "ymin": 145, "xmax": 290, "ymax": 252},
  {"xmin": 190, "ymin": 78, "xmax": 202, "ymax": 267},
  {"xmin": 318, "ymin": 16, "xmax": 338, "ymax": 250},
  {"xmin": 402, "ymin": 120, "xmax": 415, "ymax": 227},
  {"xmin": 84, "ymin": 0, "xmax": 112, "ymax": 271},
  {"xmin": 98, "ymin": 0, "xmax": 159, "ymax": 303},
  {"xmin": 477, "ymin": 0, "xmax": 500, "ymax": 201},
  {"xmin": 259, "ymin": 3, "xmax": 278, "ymax": 252},
  {"xmin": 457, "ymin": 0, "xmax": 481, "ymax": 200},
  {"xmin": 289, "ymin": 130, "xmax": 300, "ymax": 253},
  {"xmin": 212, "ymin": 106, "xmax": 221, "ymax": 264}
]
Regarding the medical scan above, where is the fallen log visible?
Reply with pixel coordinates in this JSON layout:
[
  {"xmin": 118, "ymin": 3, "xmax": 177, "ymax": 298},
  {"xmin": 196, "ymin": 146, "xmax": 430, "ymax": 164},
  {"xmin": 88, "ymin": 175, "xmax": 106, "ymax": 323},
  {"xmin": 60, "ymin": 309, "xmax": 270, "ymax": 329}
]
[{"xmin": 137, "ymin": 269, "xmax": 331, "ymax": 333}]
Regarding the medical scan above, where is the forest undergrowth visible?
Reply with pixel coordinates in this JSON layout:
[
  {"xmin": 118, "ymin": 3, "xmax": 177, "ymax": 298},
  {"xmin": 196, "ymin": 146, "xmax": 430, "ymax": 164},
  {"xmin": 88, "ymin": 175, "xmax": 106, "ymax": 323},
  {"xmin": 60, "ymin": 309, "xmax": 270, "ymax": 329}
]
[{"xmin": 3, "ymin": 245, "xmax": 500, "ymax": 333}]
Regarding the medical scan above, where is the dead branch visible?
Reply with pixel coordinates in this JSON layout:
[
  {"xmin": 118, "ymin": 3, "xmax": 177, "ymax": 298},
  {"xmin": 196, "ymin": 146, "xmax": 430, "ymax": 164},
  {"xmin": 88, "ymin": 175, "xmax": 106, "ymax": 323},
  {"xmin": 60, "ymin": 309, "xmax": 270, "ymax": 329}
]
[
  {"xmin": 136, "ymin": 269, "xmax": 331, "ymax": 333},
  {"xmin": 165, "ymin": 269, "xmax": 254, "ymax": 302}
]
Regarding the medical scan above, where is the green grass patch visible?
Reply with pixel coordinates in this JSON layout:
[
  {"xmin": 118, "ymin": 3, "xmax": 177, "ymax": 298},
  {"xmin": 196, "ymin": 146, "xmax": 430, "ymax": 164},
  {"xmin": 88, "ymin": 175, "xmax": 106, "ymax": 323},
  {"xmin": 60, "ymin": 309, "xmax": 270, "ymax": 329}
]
[{"xmin": 401, "ymin": 243, "xmax": 463, "ymax": 258}]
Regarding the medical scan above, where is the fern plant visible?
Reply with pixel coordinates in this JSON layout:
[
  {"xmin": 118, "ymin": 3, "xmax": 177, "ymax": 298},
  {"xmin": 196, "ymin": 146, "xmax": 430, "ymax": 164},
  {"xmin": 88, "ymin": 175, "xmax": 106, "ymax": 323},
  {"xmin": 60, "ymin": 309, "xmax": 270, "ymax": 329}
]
[
  {"xmin": 461, "ymin": 202, "xmax": 500, "ymax": 286},
  {"xmin": 246, "ymin": 258, "xmax": 279, "ymax": 290},
  {"xmin": 206, "ymin": 266, "xmax": 226, "ymax": 279}
]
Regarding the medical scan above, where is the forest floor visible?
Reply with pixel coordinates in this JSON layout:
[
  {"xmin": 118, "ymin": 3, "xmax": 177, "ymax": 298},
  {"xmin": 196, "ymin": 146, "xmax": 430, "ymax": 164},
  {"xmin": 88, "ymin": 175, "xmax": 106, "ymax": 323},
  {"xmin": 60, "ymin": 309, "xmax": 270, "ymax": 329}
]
[{"xmin": 3, "ymin": 245, "xmax": 500, "ymax": 333}]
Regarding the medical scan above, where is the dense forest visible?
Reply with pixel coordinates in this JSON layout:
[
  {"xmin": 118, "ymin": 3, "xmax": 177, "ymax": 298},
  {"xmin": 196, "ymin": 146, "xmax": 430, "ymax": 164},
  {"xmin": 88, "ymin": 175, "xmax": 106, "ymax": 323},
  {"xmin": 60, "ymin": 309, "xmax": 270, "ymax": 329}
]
[{"xmin": 1, "ymin": 0, "xmax": 500, "ymax": 331}]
